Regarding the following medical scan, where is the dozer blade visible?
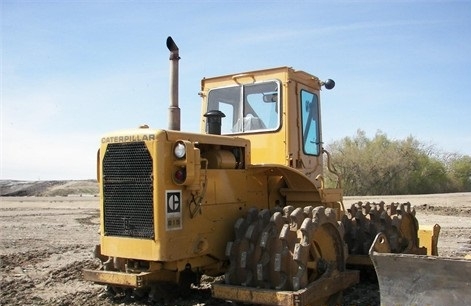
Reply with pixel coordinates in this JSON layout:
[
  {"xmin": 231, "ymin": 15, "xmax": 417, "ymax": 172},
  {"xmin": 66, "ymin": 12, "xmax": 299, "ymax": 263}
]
[{"xmin": 369, "ymin": 233, "xmax": 471, "ymax": 305}]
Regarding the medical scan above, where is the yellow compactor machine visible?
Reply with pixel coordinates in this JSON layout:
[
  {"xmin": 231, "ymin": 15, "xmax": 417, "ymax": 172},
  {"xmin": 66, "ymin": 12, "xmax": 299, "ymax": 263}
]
[{"xmin": 83, "ymin": 37, "xmax": 470, "ymax": 305}]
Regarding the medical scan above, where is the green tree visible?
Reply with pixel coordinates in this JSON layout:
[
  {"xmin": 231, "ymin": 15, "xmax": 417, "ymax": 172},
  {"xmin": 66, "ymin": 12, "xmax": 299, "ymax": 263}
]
[
  {"xmin": 327, "ymin": 130, "xmax": 415, "ymax": 195},
  {"xmin": 325, "ymin": 130, "xmax": 467, "ymax": 195},
  {"xmin": 446, "ymin": 154, "xmax": 471, "ymax": 191}
]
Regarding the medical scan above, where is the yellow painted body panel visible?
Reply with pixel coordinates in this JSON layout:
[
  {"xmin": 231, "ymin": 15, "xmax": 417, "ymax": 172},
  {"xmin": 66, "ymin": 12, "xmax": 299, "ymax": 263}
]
[
  {"xmin": 98, "ymin": 129, "xmax": 253, "ymax": 263},
  {"xmin": 418, "ymin": 223, "xmax": 440, "ymax": 256},
  {"xmin": 96, "ymin": 127, "xmax": 328, "ymax": 266},
  {"xmin": 101, "ymin": 236, "xmax": 161, "ymax": 261}
]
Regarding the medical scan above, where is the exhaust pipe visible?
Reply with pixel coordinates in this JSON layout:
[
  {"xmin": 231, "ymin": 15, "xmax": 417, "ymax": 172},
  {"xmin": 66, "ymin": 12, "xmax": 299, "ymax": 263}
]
[{"xmin": 167, "ymin": 36, "xmax": 180, "ymax": 131}]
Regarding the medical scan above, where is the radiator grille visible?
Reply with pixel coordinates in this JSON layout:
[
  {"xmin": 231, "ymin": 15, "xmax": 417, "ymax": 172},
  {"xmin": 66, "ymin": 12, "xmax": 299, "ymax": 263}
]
[{"xmin": 102, "ymin": 142, "xmax": 154, "ymax": 239}]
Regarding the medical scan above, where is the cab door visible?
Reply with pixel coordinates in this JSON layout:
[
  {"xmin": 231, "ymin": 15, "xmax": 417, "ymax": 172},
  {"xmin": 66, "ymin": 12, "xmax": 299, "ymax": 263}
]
[{"xmin": 295, "ymin": 83, "xmax": 324, "ymax": 187}]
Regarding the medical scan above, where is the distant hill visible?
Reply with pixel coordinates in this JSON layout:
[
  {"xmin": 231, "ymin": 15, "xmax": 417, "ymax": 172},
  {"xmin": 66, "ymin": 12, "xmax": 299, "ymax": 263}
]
[{"xmin": 0, "ymin": 180, "xmax": 99, "ymax": 197}]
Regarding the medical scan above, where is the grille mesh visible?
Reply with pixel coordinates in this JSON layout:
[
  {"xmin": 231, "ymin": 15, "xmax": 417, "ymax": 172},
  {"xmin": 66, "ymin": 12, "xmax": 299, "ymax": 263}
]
[{"xmin": 102, "ymin": 142, "xmax": 154, "ymax": 239}]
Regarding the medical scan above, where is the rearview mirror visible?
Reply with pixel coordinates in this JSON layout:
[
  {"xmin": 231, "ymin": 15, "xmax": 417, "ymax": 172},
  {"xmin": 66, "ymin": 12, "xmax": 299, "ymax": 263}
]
[{"xmin": 263, "ymin": 93, "xmax": 277, "ymax": 103}]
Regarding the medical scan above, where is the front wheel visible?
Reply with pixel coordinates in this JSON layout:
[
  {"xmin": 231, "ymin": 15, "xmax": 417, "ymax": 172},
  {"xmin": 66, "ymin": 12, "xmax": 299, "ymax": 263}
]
[{"xmin": 225, "ymin": 206, "xmax": 347, "ymax": 295}]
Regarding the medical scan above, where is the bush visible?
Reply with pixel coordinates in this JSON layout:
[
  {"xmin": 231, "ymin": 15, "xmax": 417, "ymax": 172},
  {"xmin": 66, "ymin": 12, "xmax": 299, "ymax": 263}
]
[{"xmin": 325, "ymin": 130, "xmax": 471, "ymax": 195}]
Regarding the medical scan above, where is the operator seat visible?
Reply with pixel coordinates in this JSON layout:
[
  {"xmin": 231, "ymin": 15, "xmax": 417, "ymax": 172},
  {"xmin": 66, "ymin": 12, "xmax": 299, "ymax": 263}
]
[{"xmin": 233, "ymin": 114, "xmax": 267, "ymax": 132}]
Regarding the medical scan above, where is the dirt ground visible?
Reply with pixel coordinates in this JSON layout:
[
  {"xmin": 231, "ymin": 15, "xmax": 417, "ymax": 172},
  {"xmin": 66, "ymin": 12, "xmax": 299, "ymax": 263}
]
[{"xmin": 1, "ymin": 192, "xmax": 470, "ymax": 306}]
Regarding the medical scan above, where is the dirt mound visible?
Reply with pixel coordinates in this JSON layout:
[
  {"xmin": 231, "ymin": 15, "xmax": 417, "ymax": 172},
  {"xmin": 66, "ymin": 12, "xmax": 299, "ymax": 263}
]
[
  {"xmin": 414, "ymin": 203, "xmax": 471, "ymax": 217},
  {"xmin": 0, "ymin": 180, "xmax": 98, "ymax": 197}
]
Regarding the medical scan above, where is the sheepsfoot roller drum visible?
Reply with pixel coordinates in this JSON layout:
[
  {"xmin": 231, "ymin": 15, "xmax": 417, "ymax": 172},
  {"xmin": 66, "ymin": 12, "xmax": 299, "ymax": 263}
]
[
  {"xmin": 342, "ymin": 201, "xmax": 435, "ymax": 266},
  {"xmin": 212, "ymin": 206, "xmax": 359, "ymax": 306},
  {"xmin": 370, "ymin": 233, "xmax": 471, "ymax": 305}
]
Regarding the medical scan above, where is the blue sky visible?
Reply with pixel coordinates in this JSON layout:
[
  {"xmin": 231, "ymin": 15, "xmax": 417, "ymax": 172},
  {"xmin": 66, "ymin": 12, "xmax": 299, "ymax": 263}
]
[{"xmin": 2, "ymin": 0, "xmax": 470, "ymax": 180}]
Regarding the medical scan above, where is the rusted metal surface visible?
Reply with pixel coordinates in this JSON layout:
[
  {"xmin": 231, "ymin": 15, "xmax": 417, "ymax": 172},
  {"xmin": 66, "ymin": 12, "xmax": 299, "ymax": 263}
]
[
  {"xmin": 82, "ymin": 266, "xmax": 178, "ymax": 288},
  {"xmin": 167, "ymin": 36, "xmax": 180, "ymax": 131},
  {"xmin": 343, "ymin": 202, "xmax": 426, "ymax": 256},
  {"xmin": 222, "ymin": 206, "xmax": 355, "ymax": 305},
  {"xmin": 82, "ymin": 269, "xmax": 151, "ymax": 288},
  {"xmin": 212, "ymin": 270, "xmax": 359, "ymax": 306},
  {"xmin": 225, "ymin": 206, "xmax": 347, "ymax": 291},
  {"xmin": 370, "ymin": 233, "xmax": 471, "ymax": 305}
]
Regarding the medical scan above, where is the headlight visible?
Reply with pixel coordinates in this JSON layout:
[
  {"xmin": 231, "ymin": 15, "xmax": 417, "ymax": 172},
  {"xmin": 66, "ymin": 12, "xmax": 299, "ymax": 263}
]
[{"xmin": 174, "ymin": 141, "xmax": 186, "ymax": 159}]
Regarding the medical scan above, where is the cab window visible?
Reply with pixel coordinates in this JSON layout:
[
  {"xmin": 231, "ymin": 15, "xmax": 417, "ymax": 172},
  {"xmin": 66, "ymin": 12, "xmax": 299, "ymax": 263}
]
[
  {"xmin": 207, "ymin": 81, "xmax": 280, "ymax": 134},
  {"xmin": 300, "ymin": 90, "xmax": 320, "ymax": 156}
]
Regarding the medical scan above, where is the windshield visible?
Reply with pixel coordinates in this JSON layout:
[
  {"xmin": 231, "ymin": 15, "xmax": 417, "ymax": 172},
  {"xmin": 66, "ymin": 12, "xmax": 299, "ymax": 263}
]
[{"xmin": 207, "ymin": 81, "xmax": 280, "ymax": 134}]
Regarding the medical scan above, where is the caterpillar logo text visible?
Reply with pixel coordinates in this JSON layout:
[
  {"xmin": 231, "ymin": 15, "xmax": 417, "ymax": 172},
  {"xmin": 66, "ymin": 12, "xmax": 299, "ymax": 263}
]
[{"xmin": 101, "ymin": 134, "xmax": 156, "ymax": 143}]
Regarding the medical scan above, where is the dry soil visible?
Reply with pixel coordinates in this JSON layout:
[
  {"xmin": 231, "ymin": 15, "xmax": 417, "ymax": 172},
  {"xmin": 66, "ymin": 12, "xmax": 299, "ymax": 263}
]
[{"xmin": 1, "ymin": 192, "xmax": 470, "ymax": 306}]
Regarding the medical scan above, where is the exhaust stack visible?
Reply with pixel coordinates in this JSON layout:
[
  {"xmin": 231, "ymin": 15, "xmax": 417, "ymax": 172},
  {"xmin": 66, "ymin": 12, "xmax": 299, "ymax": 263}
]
[{"xmin": 167, "ymin": 36, "xmax": 180, "ymax": 131}]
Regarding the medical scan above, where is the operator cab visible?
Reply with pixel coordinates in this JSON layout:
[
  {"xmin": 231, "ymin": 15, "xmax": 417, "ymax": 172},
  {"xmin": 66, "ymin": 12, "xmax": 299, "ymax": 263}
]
[{"xmin": 200, "ymin": 67, "xmax": 332, "ymax": 186}]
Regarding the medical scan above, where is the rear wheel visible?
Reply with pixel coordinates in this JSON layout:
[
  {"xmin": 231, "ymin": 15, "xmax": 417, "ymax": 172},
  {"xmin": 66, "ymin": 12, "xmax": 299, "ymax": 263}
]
[{"xmin": 342, "ymin": 201, "xmax": 421, "ymax": 255}]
